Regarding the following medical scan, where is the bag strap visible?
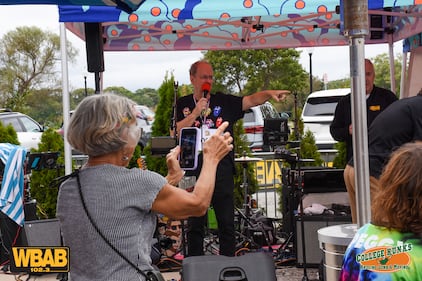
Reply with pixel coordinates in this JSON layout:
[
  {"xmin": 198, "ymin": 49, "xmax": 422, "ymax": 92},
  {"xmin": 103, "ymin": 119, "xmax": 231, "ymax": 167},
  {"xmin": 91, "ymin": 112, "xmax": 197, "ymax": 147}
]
[{"xmin": 74, "ymin": 170, "xmax": 161, "ymax": 281}]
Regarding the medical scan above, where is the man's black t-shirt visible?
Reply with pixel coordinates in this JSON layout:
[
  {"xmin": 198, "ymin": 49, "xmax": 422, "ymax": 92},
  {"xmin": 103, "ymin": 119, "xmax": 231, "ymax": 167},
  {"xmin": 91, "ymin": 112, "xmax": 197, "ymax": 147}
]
[
  {"xmin": 348, "ymin": 95, "xmax": 422, "ymax": 178},
  {"xmin": 176, "ymin": 92, "xmax": 244, "ymax": 188},
  {"xmin": 330, "ymin": 86, "xmax": 398, "ymax": 161}
]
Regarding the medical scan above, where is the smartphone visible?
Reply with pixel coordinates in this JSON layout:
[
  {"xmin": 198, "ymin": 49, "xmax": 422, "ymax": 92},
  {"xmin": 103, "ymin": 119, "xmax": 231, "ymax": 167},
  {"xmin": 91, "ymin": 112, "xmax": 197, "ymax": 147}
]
[{"xmin": 179, "ymin": 127, "xmax": 200, "ymax": 170}]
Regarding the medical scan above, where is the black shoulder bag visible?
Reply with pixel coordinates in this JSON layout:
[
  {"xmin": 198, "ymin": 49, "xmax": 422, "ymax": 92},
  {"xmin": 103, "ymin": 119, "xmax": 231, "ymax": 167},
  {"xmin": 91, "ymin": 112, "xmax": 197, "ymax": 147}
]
[{"xmin": 72, "ymin": 170, "xmax": 164, "ymax": 281}]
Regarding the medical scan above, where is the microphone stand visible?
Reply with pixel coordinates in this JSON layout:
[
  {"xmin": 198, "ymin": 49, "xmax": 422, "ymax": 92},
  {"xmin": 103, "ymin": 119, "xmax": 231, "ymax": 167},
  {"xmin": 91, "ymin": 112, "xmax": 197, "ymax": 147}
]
[
  {"xmin": 293, "ymin": 92, "xmax": 308, "ymax": 281},
  {"xmin": 170, "ymin": 81, "xmax": 188, "ymax": 258}
]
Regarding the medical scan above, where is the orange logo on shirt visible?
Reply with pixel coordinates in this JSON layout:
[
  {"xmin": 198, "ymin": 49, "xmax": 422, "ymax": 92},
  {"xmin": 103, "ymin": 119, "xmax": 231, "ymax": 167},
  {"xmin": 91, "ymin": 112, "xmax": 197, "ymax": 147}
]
[{"xmin": 356, "ymin": 245, "xmax": 412, "ymax": 273}]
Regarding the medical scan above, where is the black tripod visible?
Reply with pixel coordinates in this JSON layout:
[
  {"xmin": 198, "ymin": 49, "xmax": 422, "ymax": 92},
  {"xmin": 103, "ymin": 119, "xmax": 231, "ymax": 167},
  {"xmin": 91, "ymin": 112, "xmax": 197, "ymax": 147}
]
[
  {"xmin": 234, "ymin": 153, "xmax": 274, "ymax": 254},
  {"xmin": 287, "ymin": 92, "xmax": 311, "ymax": 280}
]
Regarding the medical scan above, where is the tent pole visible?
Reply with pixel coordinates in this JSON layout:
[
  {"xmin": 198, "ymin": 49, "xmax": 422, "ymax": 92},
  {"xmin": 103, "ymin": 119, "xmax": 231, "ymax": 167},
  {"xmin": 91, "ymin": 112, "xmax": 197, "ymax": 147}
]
[
  {"xmin": 60, "ymin": 23, "xmax": 72, "ymax": 175},
  {"xmin": 343, "ymin": 0, "xmax": 371, "ymax": 227}
]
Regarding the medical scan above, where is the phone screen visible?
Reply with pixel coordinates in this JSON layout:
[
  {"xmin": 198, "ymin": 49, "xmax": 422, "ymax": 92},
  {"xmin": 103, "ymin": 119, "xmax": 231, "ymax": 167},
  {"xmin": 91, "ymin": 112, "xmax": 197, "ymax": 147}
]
[{"xmin": 179, "ymin": 128, "xmax": 199, "ymax": 170}]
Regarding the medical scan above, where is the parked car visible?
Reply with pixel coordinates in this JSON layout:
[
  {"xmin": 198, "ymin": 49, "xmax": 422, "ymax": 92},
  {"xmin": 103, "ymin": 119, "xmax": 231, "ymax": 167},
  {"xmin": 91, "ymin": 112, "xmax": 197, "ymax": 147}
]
[
  {"xmin": 242, "ymin": 102, "xmax": 280, "ymax": 152},
  {"xmin": 136, "ymin": 113, "xmax": 152, "ymax": 151},
  {"xmin": 301, "ymin": 88, "xmax": 350, "ymax": 151},
  {"xmin": 135, "ymin": 105, "xmax": 155, "ymax": 122},
  {"xmin": 0, "ymin": 109, "xmax": 44, "ymax": 150}
]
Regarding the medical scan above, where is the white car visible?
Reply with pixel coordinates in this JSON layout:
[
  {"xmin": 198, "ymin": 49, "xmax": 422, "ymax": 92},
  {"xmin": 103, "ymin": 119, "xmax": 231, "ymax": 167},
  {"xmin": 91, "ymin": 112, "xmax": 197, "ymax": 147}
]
[
  {"xmin": 135, "ymin": 105, "xmax": 155, "ymax": 122},
  {"xmin": 135, "ymin": 105, "xmax": 155, "ymax": 151},
  {"xmin": 243, "ymin": 102, "xmax": 280, "ymax": 152},
  {"xmin": 0, "ymin": 110, "xmax": 44, "ymax": 150},
  {"xmin": 301, "ymin": 88, "xmax": 350, "ymax": 151}
]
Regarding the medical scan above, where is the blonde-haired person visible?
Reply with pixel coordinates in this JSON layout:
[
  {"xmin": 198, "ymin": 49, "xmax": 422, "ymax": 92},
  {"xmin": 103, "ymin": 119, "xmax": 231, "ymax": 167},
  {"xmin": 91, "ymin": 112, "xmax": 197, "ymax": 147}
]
[
  {"xmin": 340, "ymin": 142, "xmax": 422, "ymax": 280},
  {"xmin": 57, "ymin": 93, "xmax": 233, "ymax": 281}
]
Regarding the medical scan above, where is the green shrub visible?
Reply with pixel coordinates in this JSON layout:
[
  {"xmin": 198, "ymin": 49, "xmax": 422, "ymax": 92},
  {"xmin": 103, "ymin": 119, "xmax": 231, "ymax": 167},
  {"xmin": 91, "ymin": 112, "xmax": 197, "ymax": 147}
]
[
  {"xmin": 332, "ymin": 141, "xmax": 347, "ymax": 168},
  {"xmin": 0, "ymin": 121, "xmax": 19, "ymax": 145},
  {"xmin": 29, "ymin": 128, "xmax": 65, "ymax": 219}
]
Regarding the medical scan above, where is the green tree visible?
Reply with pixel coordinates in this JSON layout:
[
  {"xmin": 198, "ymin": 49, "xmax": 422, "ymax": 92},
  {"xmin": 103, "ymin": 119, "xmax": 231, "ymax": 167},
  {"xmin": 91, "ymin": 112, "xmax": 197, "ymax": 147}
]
[
  {"xmin": 144, "ymin": 74, "xmax": 177, "ymax": 176},
  {"xmin": 300, "ymin": 130, "xmax": 324, "ymax": 167},
  {"xmin": 332, "ymin": 141, "xmax": 347, "ymax": 169},
  {"xmin": 327, "ymin": 78, "xmax": 350, "ymax": 89},
  {"xmin": 104, "ymin": 86, "xmax": 134, "ymax": 100},
  {"xmin": 25, "ymin": 88, "xmax": 63, "ymax": 128},
  {"xmin": 204, "ymin": 49, "xmax": 308, "ymax": 99},
  {"xmin": 371, "ymin": 53, "xmax": 402, "ymax": 95},
  {"xmin": 69, "ymin": 87, "xmax": 96, "ymax": 109},
  {"xmin": 205, "ymin": 49, "xmax": 310, "ymax": 116},
  {"xmin": 0, "ymin": 26, "xmax": 77, "ymax": 111},
  {"xmin": 134, "ymin": 88, "xmax": 159, "ymax": 108},
  {"xmin": 0, "ymin": 121, "xmax": 19, "ymax": 145},
  {"xmin": 29, "ymin": 128, "xmax": 65, "ymax": 218}
]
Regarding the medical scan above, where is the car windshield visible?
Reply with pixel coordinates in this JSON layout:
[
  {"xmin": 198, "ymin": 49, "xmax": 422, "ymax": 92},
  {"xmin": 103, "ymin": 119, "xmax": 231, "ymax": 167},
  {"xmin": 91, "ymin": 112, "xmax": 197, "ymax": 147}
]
[{"xmin": 303, "ymin": 96, "xmax": 344, "ymax": 116}]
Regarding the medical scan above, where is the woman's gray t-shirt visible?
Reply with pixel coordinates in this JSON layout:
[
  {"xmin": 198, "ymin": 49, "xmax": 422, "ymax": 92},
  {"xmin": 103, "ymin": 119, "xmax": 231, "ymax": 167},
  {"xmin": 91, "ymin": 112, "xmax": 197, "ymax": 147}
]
[{"xmin": 56, "ymin": 165, "xmax": 166, "ymax": 281}]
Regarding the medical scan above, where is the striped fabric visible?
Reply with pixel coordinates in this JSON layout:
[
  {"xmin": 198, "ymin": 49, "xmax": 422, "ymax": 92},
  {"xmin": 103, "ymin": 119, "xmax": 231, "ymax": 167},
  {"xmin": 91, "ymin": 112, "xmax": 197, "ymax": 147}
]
[{"xmin": 0, "ymin": 143, "xmax": 27, "ymax": 226}]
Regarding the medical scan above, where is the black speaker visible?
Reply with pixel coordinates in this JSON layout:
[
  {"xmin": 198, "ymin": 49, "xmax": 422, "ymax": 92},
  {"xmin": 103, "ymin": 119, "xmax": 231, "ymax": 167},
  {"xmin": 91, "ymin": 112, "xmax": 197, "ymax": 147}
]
[
  {"xmin": 24, "ymin": 219, "xmax": 61, "ymax": 247},
  {"xmin": 84, "ymin": 22, "xmax": 105, "ymax": 73},
  {"xmin": 182, "ymin": 252, "xmax": 276, "ymax": 281},
  {"xmin": 295, "ymin": 215, "xmax": 351, "ymax": 267}
]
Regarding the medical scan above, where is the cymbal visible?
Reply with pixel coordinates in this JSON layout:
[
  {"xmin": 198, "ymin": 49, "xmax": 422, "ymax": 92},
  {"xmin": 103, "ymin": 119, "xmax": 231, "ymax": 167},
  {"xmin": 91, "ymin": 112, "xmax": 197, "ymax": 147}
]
[{"xmin": 235, "ymin": 156, "xmax": 263, "ymax": 163}]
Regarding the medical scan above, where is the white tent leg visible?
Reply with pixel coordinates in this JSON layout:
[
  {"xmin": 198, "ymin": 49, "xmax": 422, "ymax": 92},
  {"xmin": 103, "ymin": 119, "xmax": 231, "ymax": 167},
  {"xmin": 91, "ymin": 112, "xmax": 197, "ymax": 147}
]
[{"xmin": 60, "ymin": 23, "xmax": 72, "ymax": 175}]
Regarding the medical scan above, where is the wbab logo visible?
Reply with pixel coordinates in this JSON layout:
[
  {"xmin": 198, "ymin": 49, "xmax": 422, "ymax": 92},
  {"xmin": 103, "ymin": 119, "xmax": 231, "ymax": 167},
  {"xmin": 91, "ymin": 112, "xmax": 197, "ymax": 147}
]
[
  {"xmin": 356, "ymin": 244, "xmax": 412, "ymax": 273},
  {"xmin": 11, "ymin": 247, "xmax": 69, "ymax": 273}
]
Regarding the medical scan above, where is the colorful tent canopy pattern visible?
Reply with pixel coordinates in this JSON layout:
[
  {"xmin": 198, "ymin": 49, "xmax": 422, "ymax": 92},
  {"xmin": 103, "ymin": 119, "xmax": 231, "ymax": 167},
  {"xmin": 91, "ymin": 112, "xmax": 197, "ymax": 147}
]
[{"xmin": 59, "ymin": 0, "xmax": 422, "ymax": 52}]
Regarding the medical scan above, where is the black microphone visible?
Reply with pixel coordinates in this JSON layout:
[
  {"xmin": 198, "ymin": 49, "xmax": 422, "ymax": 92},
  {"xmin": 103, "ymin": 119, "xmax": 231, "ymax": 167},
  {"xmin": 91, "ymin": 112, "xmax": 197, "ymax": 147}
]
[{"xmin": 202, "ymin": 82, "xmax": 211, "ymax": 98}]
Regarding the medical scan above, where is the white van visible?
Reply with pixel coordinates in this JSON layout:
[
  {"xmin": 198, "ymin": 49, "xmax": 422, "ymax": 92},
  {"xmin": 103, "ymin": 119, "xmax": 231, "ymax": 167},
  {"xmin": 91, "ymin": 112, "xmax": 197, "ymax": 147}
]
[{"xmin": 301, "ymin": 88, "xmax": 350, "ymax": 153}]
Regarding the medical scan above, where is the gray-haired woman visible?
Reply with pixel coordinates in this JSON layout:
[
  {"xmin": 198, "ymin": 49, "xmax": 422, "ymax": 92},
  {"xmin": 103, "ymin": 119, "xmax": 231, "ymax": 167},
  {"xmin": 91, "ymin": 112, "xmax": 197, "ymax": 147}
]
[{"xmin": 57, "ymin": 93, "xmax": 233, "ymax": 281}]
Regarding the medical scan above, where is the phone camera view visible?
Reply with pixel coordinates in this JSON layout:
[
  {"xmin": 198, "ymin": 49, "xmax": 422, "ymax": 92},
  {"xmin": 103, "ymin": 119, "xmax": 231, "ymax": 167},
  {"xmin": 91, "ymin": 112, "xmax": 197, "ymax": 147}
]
[{"xmin": 179, "ymin": 128, "xmax": 198, "ymax": 170}]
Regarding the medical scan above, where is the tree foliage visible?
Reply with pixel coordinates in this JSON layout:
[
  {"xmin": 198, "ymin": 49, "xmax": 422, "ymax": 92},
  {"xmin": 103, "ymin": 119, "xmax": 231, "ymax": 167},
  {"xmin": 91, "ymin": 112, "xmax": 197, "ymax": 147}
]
[
  {"xmin": 204, "ymin": 49, "xmax": 308, "ymax": 116},
  {"xmin": 29, "ymin": 128, "xmax": 65, "ymax": 218},
  {"xmin": 144, "ymin": 74, "xmax": 177, "ymax": 176},
  {"xmin": 204, "ymin": 49, "xmax": 307, "ymax": 94},
  {"xmin": 327, "ymin": 78, "xmax": 350, "ymax": 90},
  {"xmin": 134, "ymin": 88, "xmax": 160, "ymax": 108},
  {"xmin": 332, "ymin": 141, "xmax": 347, "ymax": 169},
  {"xmin": 371, "ymin": 53, "xmax": 402, "ymax": 95},
  {"xmin": 0, "ymin": 122, "xmax": 19, "ymax": 145},
  {"xmin": 0, "ymin": 26, "xmax": 77, "ymax": 111}
]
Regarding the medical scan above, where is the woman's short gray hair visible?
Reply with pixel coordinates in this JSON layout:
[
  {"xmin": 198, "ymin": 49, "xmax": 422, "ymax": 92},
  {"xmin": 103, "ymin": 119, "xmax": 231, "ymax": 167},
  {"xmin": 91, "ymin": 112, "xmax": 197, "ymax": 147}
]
[{"xmin": 67, "ymin": 93, "xmax": 138, "ymax": 157}]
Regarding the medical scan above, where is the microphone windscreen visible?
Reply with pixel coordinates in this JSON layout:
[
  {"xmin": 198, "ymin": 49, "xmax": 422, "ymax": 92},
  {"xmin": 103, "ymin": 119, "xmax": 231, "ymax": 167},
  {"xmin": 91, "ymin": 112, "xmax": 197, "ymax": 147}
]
[{"xmin": 202, "ymin": 82, "xmax": 211, "ymax": 93}]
